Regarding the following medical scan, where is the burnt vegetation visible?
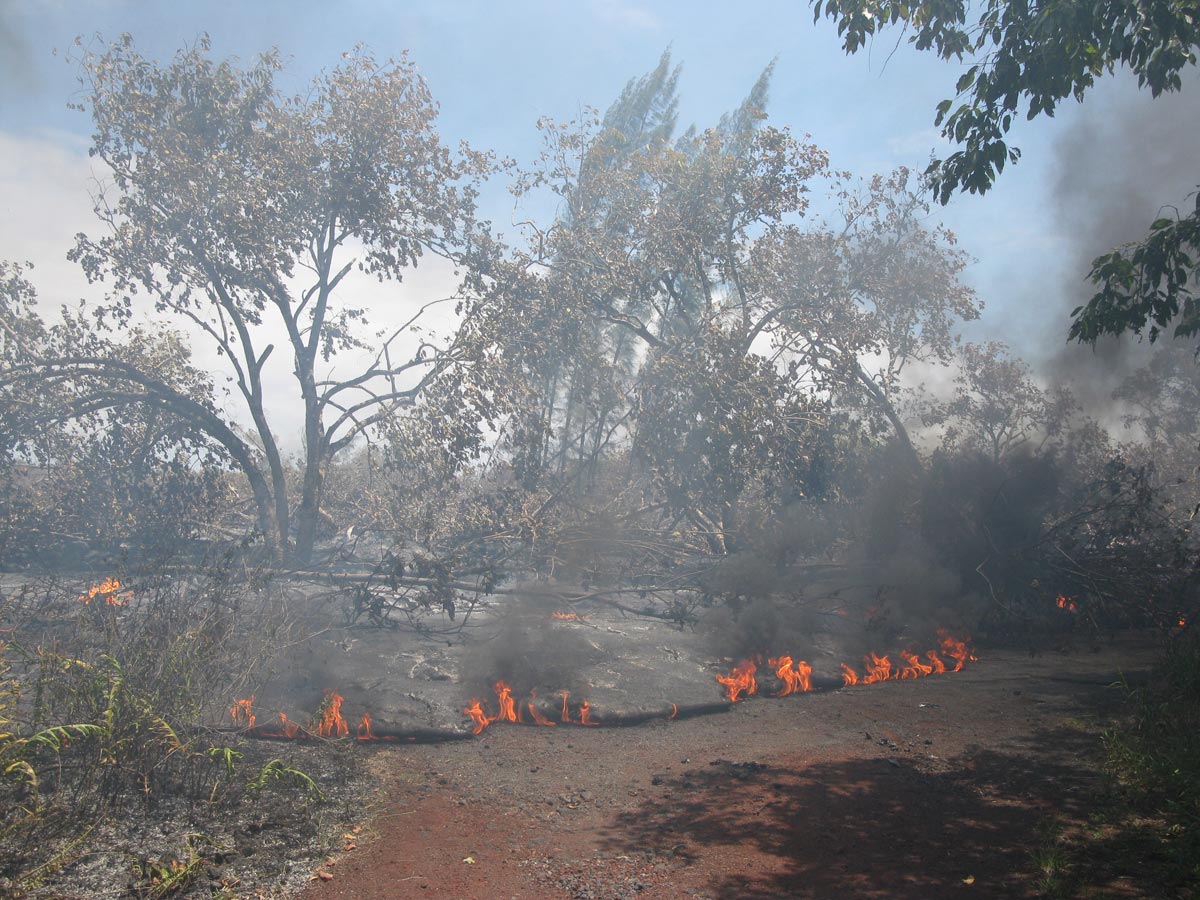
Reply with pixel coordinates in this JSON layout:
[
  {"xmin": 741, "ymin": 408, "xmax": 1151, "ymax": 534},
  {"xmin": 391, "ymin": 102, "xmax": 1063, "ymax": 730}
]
[{"xmin": 0, "ymin": 30, "xmax": 1198, "ymax": 900}]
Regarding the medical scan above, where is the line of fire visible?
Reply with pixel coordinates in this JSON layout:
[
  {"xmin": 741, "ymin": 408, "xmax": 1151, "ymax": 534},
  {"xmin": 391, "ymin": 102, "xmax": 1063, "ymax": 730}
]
[{"xmin": 225, "ymin": 628, "xmax": 979, "ymax": 743}]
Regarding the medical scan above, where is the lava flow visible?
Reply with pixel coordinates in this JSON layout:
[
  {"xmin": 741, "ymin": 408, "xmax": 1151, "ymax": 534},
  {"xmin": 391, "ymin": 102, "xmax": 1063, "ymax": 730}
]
[{"xmin": 720, "ymin": 631, "xmax": 976, "ymax": 702}]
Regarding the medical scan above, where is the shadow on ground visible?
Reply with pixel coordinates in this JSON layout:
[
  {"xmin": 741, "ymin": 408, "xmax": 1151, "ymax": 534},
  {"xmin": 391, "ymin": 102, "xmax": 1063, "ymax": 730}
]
[{"xmin": 597, "ymin": 725, "xmax": 1106, "ymax": 900}]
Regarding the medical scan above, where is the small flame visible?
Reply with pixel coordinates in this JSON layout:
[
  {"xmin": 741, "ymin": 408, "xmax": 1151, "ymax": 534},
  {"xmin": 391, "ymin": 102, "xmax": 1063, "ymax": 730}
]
[
  {"xmin": 579, "ymin": 700, "xmax": 600, "ymax": 726},
  {"xmin": 230, "ymin": 697, "xmax": 256, "ymax": 730},
  {"xmin": 716, "ymin": 658, "xmax": 759, "ymax": 702},
  {"xmin": 526, "ymin": 690, "xmax": 556, "ymax": 726},
  {"xmin": 464, "ymin": 699, "xmax": 489, "ymax": 734},
  {"xmin": 1179, "ymin": 616, "xmax": 1188, "ymax": 628},
  {"xmin": 78, "ymin": 577, "xmax": 131, "ymax": 606},
  {"xmin": 840, "ymin": 662, "xmax": 860, "ymax": 686},
  {"xmin": 768, "ymin": 656, "xmax": 812, "ymax": 696},
  {"xmin": 926, "ymin": 650, "xmax": 946, "ymax": 674},
  {"xmin": 356, "ymin": 711, "xmax": 374, "ymax": 740},
  {"xmin": 1056, "ymin": 594, "xmax": 1078, "ymax": 613},
  {"xmin": 936, "ymin": 630, "xmax": 975, "ymax": 672},
  {"xmin": 313, "ymin": 691, "xmax": 349, "ymax": 738},
  {"xmin": 494, "ymin": 681, "xmax": 517, "ymax": 723},
  {"xmin": 551, "ymin": 611, "xmax": 589, "ymax": 621},
  {"xmin": 899, "ymin": 649, "xmax": 934, "ymax": 679},
  {"xmin": 861, "ymin": 651, "xmax": 894, "ymax": 684},
  {"xmin": 278, "ymin": 712, "xmax": 300, "ymax": 740}
]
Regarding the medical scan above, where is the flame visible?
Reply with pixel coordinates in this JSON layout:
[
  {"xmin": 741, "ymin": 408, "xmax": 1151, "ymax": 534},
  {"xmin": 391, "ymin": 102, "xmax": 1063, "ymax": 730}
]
[
  {"xmin": 277, "ymin": 712, "xmax": 300, "ymax": 740},
  {"xmin": 579, "ymin": 700, "xmax": 599, "ymax": 726},
  {"xmin": 899, "ymin": 650, "xmax": 934, "ymax": 679},
  {"xmin": 937, "ymin": 630, "xmax": 975, "ymax": 672},
  {"xmin": 526, "ymin": 690, "xmax": 556, "ymax": 726},
  {"xmin": 464, "ymin": 700, "xmax": 489, "ymax": 734},
  {"xmin": 716, "ymin": 658, "xmax": 759, "ymax": 702},
  {"xmin": 1179, "ymin": 616, "xmax": 1188, "ymax": 628},
  {"xmin": 861, "ymin": 651, "xmax": 894, "ymax": 684},
  {"xmin": 78, "ymin": 577, "xmax": 131, "ymax": 606},
  {"xmin": 551, "ymin": 611, "xmax": 590, "ymax": 621},
  {"xmin": 768, "ymin": 656, "xmax": 812, "ymax": 696},
  {"xmin": 494, "ymin": 681, "xmax": 517, "ymax": 723},
  {"xmin": 230, "ymin": 697, "xmax": 256, "ymax": 730},
  {"xmin": 313, "ymin": 690, "xmax": 349, "ymax": 738},
  {"xmin": 356, "ymin": 711, "xmax": 374, "ymax": 740},
  {"xmin": 1056, "ymin": 594, "xmax": 1078, "ymax": 612},
  {"xmin": 926, "ymin": 650, "xmax": 946, "ymax": 674},
  {"xmin": 840, "ymin": 662, "xmax": 860, "ymax": 686},
  {"xmin": 670, "ymin": 703, "xmax": 678, "ymax": 719}
]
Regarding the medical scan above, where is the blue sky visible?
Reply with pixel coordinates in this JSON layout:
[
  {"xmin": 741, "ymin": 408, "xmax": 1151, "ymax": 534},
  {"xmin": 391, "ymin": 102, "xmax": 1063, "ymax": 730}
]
[{"xmin": 1, "ymin": 0, "xmax": 1183, "ymax": 444}]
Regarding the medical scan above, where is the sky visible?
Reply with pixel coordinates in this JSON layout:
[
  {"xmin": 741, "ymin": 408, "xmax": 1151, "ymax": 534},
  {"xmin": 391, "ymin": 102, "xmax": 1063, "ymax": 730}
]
[{"xmin": 0, "ymin": 0, "xmax": 1190, "ymax": 448}]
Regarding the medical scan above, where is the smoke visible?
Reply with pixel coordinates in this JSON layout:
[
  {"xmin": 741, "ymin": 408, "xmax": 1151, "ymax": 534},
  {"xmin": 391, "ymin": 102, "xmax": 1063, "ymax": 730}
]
[
  {"xmin": 0, "ymin": 1, "xmax": 36, "ymax": 107},
  {"xmin": 1045, "ymin": 72, "xmax": 1200, "ymax": 413},
  {"xmin": 459, "ymin": 589, "xmax": 607, "ymax": 695}
]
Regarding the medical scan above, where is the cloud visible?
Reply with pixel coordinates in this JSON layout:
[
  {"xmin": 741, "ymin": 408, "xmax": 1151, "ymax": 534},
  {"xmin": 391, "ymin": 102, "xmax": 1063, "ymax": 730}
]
[
  {"xmin": 0, "ymin": 129, "xmax": 99, "ymax": 303},
  {"xmin": 884, "ymin": 126, "xmax": 948, "ymax": 161},
  {"xmin": 590, "ymin": 0, "xmax": 661, "ymax": 32}
]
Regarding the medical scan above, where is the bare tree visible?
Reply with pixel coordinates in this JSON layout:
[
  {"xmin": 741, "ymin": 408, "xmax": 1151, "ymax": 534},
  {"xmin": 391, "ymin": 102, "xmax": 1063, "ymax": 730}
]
[{"xmin": 2, "ymin": 36, "xmax": 497, "ymax": 563}]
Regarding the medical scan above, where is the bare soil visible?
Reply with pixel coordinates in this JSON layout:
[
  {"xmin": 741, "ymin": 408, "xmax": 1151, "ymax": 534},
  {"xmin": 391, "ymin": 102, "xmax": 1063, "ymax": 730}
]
[{"xmin": 297, "ymin": 637, "xmax": 1162, "ymax": 900}]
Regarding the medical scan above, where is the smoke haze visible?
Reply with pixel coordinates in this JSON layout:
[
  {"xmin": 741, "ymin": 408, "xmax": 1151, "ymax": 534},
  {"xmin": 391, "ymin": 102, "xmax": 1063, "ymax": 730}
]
[{"xmin": 1046, "ymin": 73, "xmax": 1200, "ymax": 412}]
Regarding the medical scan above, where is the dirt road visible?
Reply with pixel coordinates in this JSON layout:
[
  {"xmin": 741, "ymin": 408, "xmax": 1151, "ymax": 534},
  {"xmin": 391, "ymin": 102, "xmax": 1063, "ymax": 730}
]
[{"xmin": 299, "ymin": 638, "xmax": 1160, "ymax": 900}]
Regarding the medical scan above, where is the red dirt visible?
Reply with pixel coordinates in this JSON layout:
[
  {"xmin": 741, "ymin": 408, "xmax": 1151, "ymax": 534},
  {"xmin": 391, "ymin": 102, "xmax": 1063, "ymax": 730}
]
[{"xmin": 299, "ymin": 640, "xmax": 1159, "ymax": 900}]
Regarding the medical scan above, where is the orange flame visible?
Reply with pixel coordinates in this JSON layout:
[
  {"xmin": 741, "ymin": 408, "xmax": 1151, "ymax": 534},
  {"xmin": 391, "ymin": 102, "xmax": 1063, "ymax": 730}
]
[
  {"xmin": 551, "ymin": 611, "xmax": 590, "ymax": 621},
  {"xmin": 313, "ymin": 691, "xmax": 349, "ymax": 738},
  {"xmin": 230, "ymin": 697, "xmax": 256, "ymax": 730},
  {"xmin": 464, "ymin": 699, "xmax": 489, "ymax": 734},
  {"xmin": 526, "ymin": 690, "xmax": 556, "ymax": 726},
  {"xmin": 78, "ymin": 577, "xmax": 130, "ymax": 606},
  {"xmin": 277, "ymin": 712, "xmax": 300, "ymax": 740},
  {"xmin": 768, "ymin": 656, "xmax": 812, "ymax": 696},
  {"xmin": 926, "ymin": 650, "xmax": 946, "ymax": 674},
  {"xmin": 356, "ymin": 712, "xmax": 374, "ymax": 740},
  {"xmin": 1179, "ymin": 616, "xmax": 1188, "ymax": 628},
  {"xmin": 840, "ymin": 662, "xmax": 860, "ymax": 686},
  {"xmin": 861, "ymin": 651, "xmax": 894, "ymax": 684},
  {"xmin": 716, "ymin": 658, "xmax": 759, "ymax": 702},
  {"xmin": 494, "ymin": 681, "xmax": 517, "ymax": 723},
  {"xmin": 937, "ymin": 630, "xmax": 975, "ymax": 672},
  {"xmin": 579, "ymin": 700, "xmax": 600, "ymax": 726},
  {"xmin": 899, "ymin": 649, "xmax": 934, "ymax": 679},
  {"xmin": 1056, "ymin": 594, "xmax": 1078, "ymax": 612}
]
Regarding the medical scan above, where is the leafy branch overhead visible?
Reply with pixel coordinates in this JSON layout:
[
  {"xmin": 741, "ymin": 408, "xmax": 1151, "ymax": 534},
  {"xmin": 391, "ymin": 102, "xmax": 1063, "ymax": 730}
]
[
  {"xmin": 812, "ymin": 0, "xmax": 1200, "ymax": 347},
  {"xmin": 812, "ymin": 0, "xmax": 1198, "ymax": 201}
]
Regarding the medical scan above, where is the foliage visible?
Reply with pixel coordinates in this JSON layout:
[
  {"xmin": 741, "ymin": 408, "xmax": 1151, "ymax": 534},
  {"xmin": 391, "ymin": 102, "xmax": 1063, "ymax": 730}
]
[
  {"xmin": 1105, "ymin": 633, "xmax": 1200, "ymax": 891},
  {"xmin": 489, "ymin": 52, "xmax": 977, "ymax": 563},
  {"xmin": 811, "ymin": 0, "xmax": 1200, "ymax": 346},
  {"xmin": 1073, "ymin": 205, "xmax": 1200, "ymax": 348},
  {"xmin": 812, "ymin": 0, "xmax": 1198, "ymax": 201},
  {"xmin": 3, "ymin": 34, "xmax": 500, "ymax": 564},
  {"xmin": 921, "ymin": 340, "xmax": 1078, "ymax": 462},
  {"xmin": 245, "ymin": 758, "xmax": 324, "ymax": 802},
  {"xmin": 0, "ymin": 565, "xmax": 327, "ymax": 891}
]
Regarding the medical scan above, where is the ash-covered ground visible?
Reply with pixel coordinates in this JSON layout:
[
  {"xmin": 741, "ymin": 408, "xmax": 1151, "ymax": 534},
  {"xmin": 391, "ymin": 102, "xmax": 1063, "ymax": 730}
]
[{"xmin": 250, "ymin": 576, "xmax": 981, "ymax": 739}]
